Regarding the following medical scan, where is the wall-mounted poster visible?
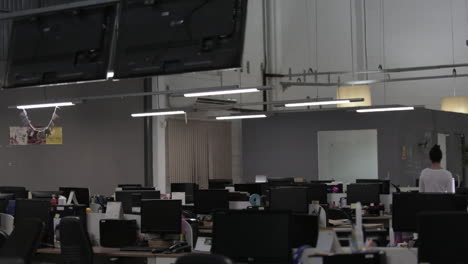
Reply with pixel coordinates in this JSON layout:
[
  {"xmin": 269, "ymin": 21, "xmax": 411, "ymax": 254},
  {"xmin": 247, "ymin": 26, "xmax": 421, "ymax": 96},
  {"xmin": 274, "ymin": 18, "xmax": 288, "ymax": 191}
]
[{"xmin": 9, "ymin": 126, "xmax": 63, "ymax": 145}]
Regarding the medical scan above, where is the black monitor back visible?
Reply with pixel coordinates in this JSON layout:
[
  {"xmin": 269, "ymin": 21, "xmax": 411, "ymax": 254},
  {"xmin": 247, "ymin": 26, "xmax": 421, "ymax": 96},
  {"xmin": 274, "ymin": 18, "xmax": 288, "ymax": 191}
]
[
  {"xmin": 120, "ymin": 186, "xmax": 155, "ymax": 191},
  {"xmin": 0, "ymin": 193, "xmax": 15, "ymax": 201},
  {"xmin": 268, "ymin": 177, "xmax": 295, "ymax": 187},
  {"xmin": 356, "ymin": 179, "xmax": 390, "ymax": 194},
  {"xmin": 4, "ymin": 2, "xmax": 117, "ymax": 88},
  {"xmin": 208, "ymin": 179, "xmax": 233, "ymax": 190},
  {"xmin": 234, "ymin": 183, "xmax": 263, "ymax": 195},
  {"xmin": 15, "ymin": 199, "xmax": 50, "ymax": 227},
  {"xmin": 115, "ymin": 190, "xmax": 161, "ymax": 214},
  {"xmin": 114, "ymin": 0, "xmax": 247, "ymax": 79},
  {"xmin": 59, "ymin": 187, "xmax": 90, "ymax": 206},
  {"xmin": 118, "ymin": 184, "xmax": 142, "ymax": 188},
  {"xmin": 269, "ymin": 187, "xmax": 309, "ymax": 214},
  {"xmin": 418, "ymin": 212, "xmax": 468, "ymax": 264},
  {"xmin": 306, "ymin": 184, "xmax": 328, "ymax": 205},
  {"xmin": 0, "ymin": 186, "xmax": 28, "ymax": 199},
  {"xmin": 212, "ymin": 210, "xmax": 291, "ymax": 263},
  {"xmin": 194, "ymin": 190, "xmax": 228, "ymax": 214},
  {"xmin": 347, "ymin": 183, "xmax": 381, "ymax": 205},
  {"xmin": 392, "ymin": 192, "xmax": 467, "ymax": 232},
  {"xmin": 171, "ymin": 183, "xmax": 198, "ymax": 204},
  {"xmin": 140, "ymin": 199, "xmax": 182, "ymax": 234},
  {"xmin": 31, "ymin": 191, "xmax": 63, "ymax": 200}
]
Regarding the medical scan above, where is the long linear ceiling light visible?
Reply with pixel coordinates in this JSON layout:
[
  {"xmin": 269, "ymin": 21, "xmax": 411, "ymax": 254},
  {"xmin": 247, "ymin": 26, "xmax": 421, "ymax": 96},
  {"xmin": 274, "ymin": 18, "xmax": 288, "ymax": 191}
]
[
  {"xmin": 356, "ymin": 106, "xmax": 415, "ymax": 113},
  {"xmin": 131, "ymin": 110, "xmax": 186, "ymax": 118},
  {"xmin": 216, "ymin": 114, "xmax": 267, "ymax": 120},
  {"xmin": 183, "ymin": 86, "xmax": 270, "ymax": 98},
  {"xmin": 284, "ymin": 98, "xmax": 363, "ymax": 108},
  {"xmin": 16, "ymin": 102, "xmax": 75, "ymax": 110}
]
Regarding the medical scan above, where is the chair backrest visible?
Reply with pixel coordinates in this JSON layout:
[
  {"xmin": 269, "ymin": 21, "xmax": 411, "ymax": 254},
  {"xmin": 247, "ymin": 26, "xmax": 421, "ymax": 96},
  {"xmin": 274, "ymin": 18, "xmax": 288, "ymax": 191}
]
[
  {"xmin": 60, "ymin": 216, "xmax": 93, "ymax": 264},
  {"xmin": 0, "ymin": 213, "xmax": 15, "ymax": 235},
  {"xmin": 0, "ymin": 218, "xmax": 44, "ymax": 264},
  {"xmin": 176, "ymin": 253, "xmax": 233, "ymax": 264},
  {"xmin": 0, "ymin": 230, "xmax": 8, "ymax": 249}
]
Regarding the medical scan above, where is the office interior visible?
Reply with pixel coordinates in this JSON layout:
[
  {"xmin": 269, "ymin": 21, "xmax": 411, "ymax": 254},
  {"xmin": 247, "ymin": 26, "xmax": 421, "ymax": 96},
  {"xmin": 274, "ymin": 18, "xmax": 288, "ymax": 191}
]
[{"xmin": 1, "ymin": 0, "xmax": 468, "ymax": 264}]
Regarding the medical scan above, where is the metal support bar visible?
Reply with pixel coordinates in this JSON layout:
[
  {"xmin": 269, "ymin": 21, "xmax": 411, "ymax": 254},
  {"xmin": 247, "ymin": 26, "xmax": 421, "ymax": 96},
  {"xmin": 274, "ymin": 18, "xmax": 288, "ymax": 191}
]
[
  {"xmin": 143, "ymin": 78, "xmax": 153, "ymax": 187},
  {"xmin": 281, "ymin": 73, "xmax": 468, "ymax": 89},
  {"xmin": 266, "ymin": 63, "xmax": 468, "ymax": 78}
]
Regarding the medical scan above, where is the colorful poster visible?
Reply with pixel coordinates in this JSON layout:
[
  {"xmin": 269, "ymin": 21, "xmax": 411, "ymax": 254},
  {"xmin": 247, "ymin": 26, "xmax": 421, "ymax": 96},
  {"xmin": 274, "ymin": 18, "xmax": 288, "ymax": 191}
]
[{"xmin": 9, "ymin": 126, "xmax": 63, "ymax": 145}]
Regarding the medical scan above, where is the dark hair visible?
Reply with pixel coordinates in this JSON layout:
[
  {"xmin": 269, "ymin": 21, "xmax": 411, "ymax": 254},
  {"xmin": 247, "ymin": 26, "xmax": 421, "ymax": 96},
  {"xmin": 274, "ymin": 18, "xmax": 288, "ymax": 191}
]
[{"xmin": 429, "ymin": 144, "xmax": 443, "ymax": 163}]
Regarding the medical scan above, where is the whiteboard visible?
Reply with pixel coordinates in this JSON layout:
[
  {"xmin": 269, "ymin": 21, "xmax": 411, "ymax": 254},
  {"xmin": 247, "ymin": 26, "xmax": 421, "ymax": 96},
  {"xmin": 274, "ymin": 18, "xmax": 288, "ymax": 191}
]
[{"xmin": 318, "ymin": 129, "xmax": 378, "ymax": 183}]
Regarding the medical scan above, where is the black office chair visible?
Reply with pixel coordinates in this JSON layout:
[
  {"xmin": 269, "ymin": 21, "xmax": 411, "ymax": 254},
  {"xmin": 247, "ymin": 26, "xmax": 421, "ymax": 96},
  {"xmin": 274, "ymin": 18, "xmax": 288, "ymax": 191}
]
[
  {"xmin": 327, "ymin": 208, "xmax": 352, "ymax": 221},
  {"xmin": 0, "ymin": 218, "xmax": 44, "ymax": 264},
  {"xmin": 0, "ymin": 230, "xmax": 8, "ymax": 249},
  {"xmin": 176, "ymin": 253, "xmax": 233, "ymax": 264},
  {"xmin": 60, "ymin": 216, "xmax": 94, "ymax": 264}
]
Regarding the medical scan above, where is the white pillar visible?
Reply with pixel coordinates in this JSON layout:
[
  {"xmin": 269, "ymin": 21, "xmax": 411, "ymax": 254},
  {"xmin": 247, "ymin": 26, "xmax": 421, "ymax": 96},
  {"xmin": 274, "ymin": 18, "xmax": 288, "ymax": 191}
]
[{"xmin": 152, "ymin": 77, "xmax": 168, "ymax": 194}]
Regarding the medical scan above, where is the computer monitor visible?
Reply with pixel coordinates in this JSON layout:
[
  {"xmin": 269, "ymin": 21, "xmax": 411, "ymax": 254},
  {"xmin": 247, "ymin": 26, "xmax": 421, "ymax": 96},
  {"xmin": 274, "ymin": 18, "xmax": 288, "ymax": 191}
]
[
  {"xmin": 291, "ymin": 214, "xmax": 319, "ymax": 248},
  {"xmin": 0, "ymin": 186, "xmax": 28, "ymax": 199},
  {"xmin": 268, "ymin": 177, "xmax": 295, "ymax": 186},
  {"xmin": 0, "ymin": 193, "xmax": 15, "ymax": 201},
  {"xmin": 194, "ymin": 190, "xmax": 229, "ymax": 214},
  {"xmin": 346, "ymin": 183, "xmax": 381, "ymax": 205},
  {"xmin": 310, "ymin": 180, "xmax": 333, "ymax": 184},
  {"xmin": 120, "ymin": 186, "xmax": 156, "ymax": 191},
  {"xmin": 418, "ymin": 212, "xmax": 468, "ymax": 264},
  {"xmin": 208, "ymin": 179, "xmax": 233, "ymax": 190},
  {"xmin": 269, "ymin": 187, "xmax": 309, "ymax": 214},
  {"xmin": 141, "ymin": 199, "xmax": 182, "ymax": 235},
  {"xmin": 31, "ymin": 191, "xmax": 64, "ymax": 200},
  {"xmin": 306, "ymin": 184, "xmax": 329, "ymax": 205},
  {"xmin": 3, "ymin": 1, "xmax": 117, "ymax": 88},
  {"xmin": 234, "ymin": 183, "xmax": 263, "ymax": 195},
  {"xmin": 171, "ymin": 183, "xmax": 198, "ymax": 204},
  {"xmin": 59, "ymin": 187, "xmax": 90, "ymax": 206},
  {"xmin": 15, "ymin": 199, "xmax": 51, "ymax": 225},
  {"xmin": 392, "ymin": 193, "xmax": 467, "ymax": 232},
  {"xmin": 113, "ymin": 0, "xmax": 247, "ymax": 79},
  {"xmin": 212, "ymin": 210, "xmax": 291, "ymax": 263},
  {"xmin": 356, "ymin": 179, "xmax": 390, "ymax": 194},
  {"xmin": 115, "ymin": 190, "xmax": 161, "ymax": 214},
  {"xmin": 118, "ymin": 184, "xmax": 142, "ymax": 188}
]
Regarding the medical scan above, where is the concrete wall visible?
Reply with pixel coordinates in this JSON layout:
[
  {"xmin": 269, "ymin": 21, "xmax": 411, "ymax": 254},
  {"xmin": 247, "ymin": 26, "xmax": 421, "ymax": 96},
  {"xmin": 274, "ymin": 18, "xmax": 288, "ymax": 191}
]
[
  {"xmin": 0, "ymin": 79, "xmax": 145, "ymax": 195},
  {"xmin": 242, "ymin": 108, "xmax": 468, "ymax": 186}
]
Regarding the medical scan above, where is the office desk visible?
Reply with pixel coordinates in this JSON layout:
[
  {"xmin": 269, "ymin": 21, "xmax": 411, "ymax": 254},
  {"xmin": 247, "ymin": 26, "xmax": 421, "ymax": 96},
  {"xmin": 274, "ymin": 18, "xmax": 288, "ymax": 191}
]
[{"xmin": 36, "ymin": 247, "xmax": 184, "ymax": 264}]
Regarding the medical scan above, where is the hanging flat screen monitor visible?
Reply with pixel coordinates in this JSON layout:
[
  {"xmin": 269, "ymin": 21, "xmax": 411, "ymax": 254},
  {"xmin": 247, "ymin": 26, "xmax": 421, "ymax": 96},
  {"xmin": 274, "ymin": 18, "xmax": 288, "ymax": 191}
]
[
  {"xmin": 113, "ymin": 0, "xmax": 247, "ymax": 79},
  {"xmin": 3, "ymin": 1, "xmax": 117, "ymax": 88}
]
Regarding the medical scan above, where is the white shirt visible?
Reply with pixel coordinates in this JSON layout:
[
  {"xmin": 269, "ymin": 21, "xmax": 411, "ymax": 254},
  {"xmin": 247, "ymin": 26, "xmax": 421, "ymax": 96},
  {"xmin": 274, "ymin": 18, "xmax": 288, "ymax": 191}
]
[{"xmin": 419, "ymin": 168, "xmax": 454, "ymax": 193}]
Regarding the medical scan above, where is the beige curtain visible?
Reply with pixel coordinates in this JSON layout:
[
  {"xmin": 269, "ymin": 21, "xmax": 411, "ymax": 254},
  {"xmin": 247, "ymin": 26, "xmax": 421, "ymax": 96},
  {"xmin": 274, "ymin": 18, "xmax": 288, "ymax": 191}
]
[{"xmin": 166, "ymin": 119, "xmax": 232, "ymax": 189}]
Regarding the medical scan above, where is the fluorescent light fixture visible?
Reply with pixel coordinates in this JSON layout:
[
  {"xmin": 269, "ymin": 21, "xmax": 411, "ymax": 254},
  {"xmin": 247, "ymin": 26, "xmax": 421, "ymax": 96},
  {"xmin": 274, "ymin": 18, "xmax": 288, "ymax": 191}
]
[
  {"xmin": 16, "ymin": 102, "xmax": 75, "ymax": 110},
  {"xmin": 346, "ymin": 80, "xmax": 378, "ymax": 85},
  {"xmin": 285, "ymin": 100, "xmax": 352, "ymax": 108},
  {"xmin": 184, "ymin": 88, "xmax": 260, "ymax": 98},
  {"xmin": 356, "ymin": 106, "xmax": 415, "ymax": 113},
  {"xmin": 106, "ymin": 71, "xmax": 114, "ymax": 79},
  {"xmin": 216, "ymin": 114, "xmax": 267, "ymax": 120},
  {"xmin": 131, "ymin": 111, "xmax": 186, "ymax": 118}
]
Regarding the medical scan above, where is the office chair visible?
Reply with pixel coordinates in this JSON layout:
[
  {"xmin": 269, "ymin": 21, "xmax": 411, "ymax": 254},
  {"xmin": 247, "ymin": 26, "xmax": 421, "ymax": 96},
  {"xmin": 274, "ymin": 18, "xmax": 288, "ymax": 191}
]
[
  {"xmin": 0, "ymin": 213, "xmax": 14, "ymax": 235},
  {"xmin": 0, "ymin": 218, "xmax": 44, "ymax": 264},
  {"xmin": 60, "ymin": 216, "xmax": 94, "ymax": 264},
  {"xmin": 176, "ymin": 253, "xmax": 233, "ymax": 264},
  {"xmin": 0, "ymin": 230, "xmax": 8, "ymax": 249}
]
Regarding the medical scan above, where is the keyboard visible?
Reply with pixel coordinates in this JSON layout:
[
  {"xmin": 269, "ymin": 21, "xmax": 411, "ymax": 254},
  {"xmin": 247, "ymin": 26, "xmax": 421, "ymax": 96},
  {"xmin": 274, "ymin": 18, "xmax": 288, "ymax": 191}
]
[{"xmin": 120, "ymin": 246, "xmax": 167, "ymax": 253}]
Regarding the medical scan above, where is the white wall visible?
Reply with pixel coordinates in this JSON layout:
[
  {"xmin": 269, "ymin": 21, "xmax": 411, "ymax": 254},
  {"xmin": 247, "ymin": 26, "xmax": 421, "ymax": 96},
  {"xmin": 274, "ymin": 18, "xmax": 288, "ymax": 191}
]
[{"xmin": 268, "ymin": 0, "xmax": 468, "ymax": 110}]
